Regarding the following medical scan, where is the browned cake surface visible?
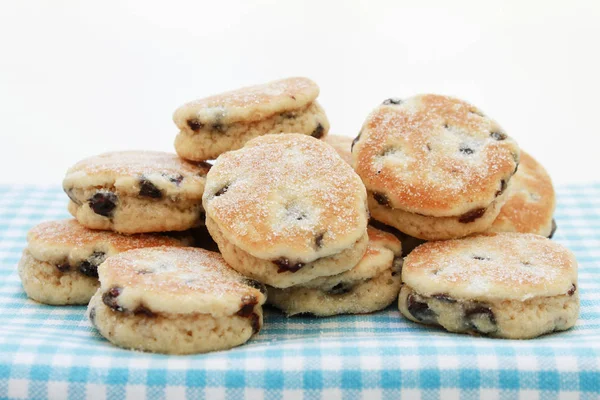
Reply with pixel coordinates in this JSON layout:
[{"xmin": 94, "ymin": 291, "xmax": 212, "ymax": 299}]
[
  {"xmin": 203, "ymin": 134, "xmax": 368, "ymax": 261},
  {"xmin": 490, "ymin": 151, "xmax": 555, "ymax": 236},
  {"xmin": 353, "ymin": 95, "xmax": 520, "ymax": 216},
  {"xmin": 173, "ymin": 77, "xmax": 319, "ymax": 127},
  {"xmin": 402, "ymin": 232, "xmax": 577, "ymax": 301}
]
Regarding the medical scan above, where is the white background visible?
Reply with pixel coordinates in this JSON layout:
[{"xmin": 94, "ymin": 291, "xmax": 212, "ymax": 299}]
[{"xmin": 0, "ymin": 1, "xmax": 598, "ymax": 185}]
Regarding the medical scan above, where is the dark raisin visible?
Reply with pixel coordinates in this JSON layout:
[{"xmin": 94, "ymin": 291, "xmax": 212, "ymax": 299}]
[
  {"xmin": 380, "ymin": 147, "xmax": 398, "ymax": 157},
  {"xmin": 102, "ymin": 287, "xmax": 123, "ymax": 312},
  {"xmin": 78, "ymin": 261, "xmax": 97, "ymax": 277},
  {"xmin": 139, "ymin": 179, "xmax": 162, "ymax": 199},
  {"xmin": 315, "ymin": 232, "xmax": 325, "ymax": 249},
  {"xmin": 64, "ymin": 188, "xmax": 82, "ymax": 206},
  {"xmin": 465, "ymin": 305, "xmax": 496, "ymax": 333},
  {"xmin": 298, "ymin": 312, "xmax": 318, "ymax": 318},
  {"xmin": 134, "ymin": 305, "xmax": 156, "ymax": 317},
  {"xmin": 472, "ymin": 255, "xmax": 490, "ymax": 261},
  {"xmin": 281, "ymin": 111, "xmax": 296, "ymax": 119},
  {"xmin": 56, "ymin": 262, "xmax": 70, "ymax": 273},
  {"xmin": 351, "ymin": 131, "xmax": 362, "ymax": 151},
  {"xmin": 568, "ymin": 284, "xmax": 576, "ymax": 296},
  {"xmin": 187, "ymin": 119, "xmax": 204, "ymax": 132},
  {"xmin": 432, "ymin": 293, "xmax": 457, "ymax": 303},
  {"xmin": 214, "ymin": 185, "xmax": 229, "ymax": 197},
  {"xmin": 136, "ymin": 269, "xmax": 153, "ymax": 275},
  {"xmin": 168, "ymin": 174, "xmax": 184, "ymax": 185},
  {"xmin": 88, "ymin": 192, "xmax": 117, "ymax": 217},
  {"xmin": 245, "ymin": 279, "xmax": 267, "ymax": 295},
  {"xmin": 311, "ymin": 123, "xmax": 325, "ymax": 139},
  {"xmin": 250, "ymin": 313, "xmax": 261, "ymax": 333},
  {"xmin": 274, "ymin": 258, "xmax": 305, "ymax": 273},
  {"xmin": 459, "ymin": 145, "xmax": 474, "ymax": 155},
  {"xmin": 373, "ymin": 192, "xmax": 390, "ymax": 207},
  {"xmin": 383, "ymin": 98, "xmax": 402, "ymax": 105},
  {"xmin": 212, "ymin": 124, "xmax": 226, "ymax": 133},
  {"xmin": 407, "ymin": 294, "xmax": 436, "ymax": 323},
  {"xmin": 237, "ymin": 295, "xmax": 258, "ymax": 318},
  {"xmin": 458, "ymin": 208, "xmax": 486, "ymax": 224},
  {"xmin": 549, "ymin": 219, "xmax": 557, "ymax": 239},
  {"xmin": 89, "ymin": 307, "xmax": 96, "ymax": 327},
  {"xmin": 327, "ymin": 283, "xmax": 352, "ymax": 295},
  {"xmin": 286, "ymin": 204, "xmax": 307, "ymax": 221},
  {"xmin": 78, "ymin": 251, "xmax": 105, "ymax": 278},
  {"xmin": 495, "ymin": 180, "xmax": 507, "ymax": 197},
  {"xmin": 490, "ymin": 131, "xmax": 507, "ymax": 141}
]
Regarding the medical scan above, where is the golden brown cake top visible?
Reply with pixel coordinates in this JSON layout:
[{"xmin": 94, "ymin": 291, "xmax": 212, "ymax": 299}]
[
  {"xmin": 364, "ymin": 225, "xmax": 402, "ymax": 258},
  {"xmin": 27, "ymin": 219, "xmax": 190, "ymax": 263},
  {"xmin": 173, "ymin": 77, "xmax": 319, "ymax": 128},
  {"xmin": 203, "ymin": 134, "xmax": 369, "ymax": 262},
  {"xmin": 99, "ymin": 247, "xmax": 266, "ymax": 316},
  {"xmin": 402, "ymin": 232, "xmax": 577, "ymax": 301},
  {"xmin": 352, "ymin": 95, "xmax": 520, "ymax": 217},
  {"xmin": 63, "ymin": 151, "xmax": 208, "ymax": 197},
  {"xmin": 489, "ymin": 151, "xmax": 555, "ymax": 236}
]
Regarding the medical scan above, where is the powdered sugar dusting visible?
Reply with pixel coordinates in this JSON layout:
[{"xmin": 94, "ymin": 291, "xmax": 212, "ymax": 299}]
[
  {"xmin": 65, "ymin": 151, "xmax": 208, "ymax": 181},
  {"xmin": 190, "ymin": 78, "xmax": 311, "ymax": 107},
  {"xmin": 28, "ymin": 219, "xmax": 186, "ymax": 250},
  {"xmin": 354, "ymin": 95, "xmax": 520, "ymax": 216},
  {"xmin": 405, "ymin": 232, "xmax": 577, "ymax": 300},
  {"xmin": 174, "ymin": 77, "xmax": 319, "ymax": 126},
  {"xmin": 204, "ymin": 134, "xmax": 368, "ymax": 260},
  {"xmin": 103, "ymin": 247, "xmax": 260, "ymax": 298}
]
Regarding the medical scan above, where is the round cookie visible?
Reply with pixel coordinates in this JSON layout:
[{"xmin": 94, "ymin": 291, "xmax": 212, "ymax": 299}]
[
  {"xmin": 203, "ymin": 134, "xmax": 369, "ymax": 288},
  {"xmin": 63, "ymin": 151, "xmax": 210, "ymax": 233},
  {"xmin": 173, "ymin": 77, "xmax": 330, "ymax": 161},
  {"xmin": 267, "ymin": 225, "xmax": 403, "ymax": 316},
  {"xmin": 323, "ymin": 134, "xmax": 354, "ymax": 165},
  {"xmin": 398, "ymin": 232, "xmax": 579, "ymax": 339},
  {"xmin": 488, "ymin": 150, "xmax": 556, "ymax": 237},
  {"xmin": 18, "ymin": 219, "xmax": 190, "ymax": 305},
  {"xmin": 88, "ymin": 247, "xmax": 266, "ymax": 354},
  {"xmin": 353, "ymin": 95, "xmax": 520, "ymax": 240}
]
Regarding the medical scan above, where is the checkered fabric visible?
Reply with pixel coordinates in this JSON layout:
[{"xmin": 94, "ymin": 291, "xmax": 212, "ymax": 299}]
[{"xmin": 0, "ymin": 184, "xmax": 599, "ymax": 400}]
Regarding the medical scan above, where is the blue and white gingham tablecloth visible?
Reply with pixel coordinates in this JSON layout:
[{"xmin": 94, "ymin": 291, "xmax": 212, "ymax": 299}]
[{"xmin": 0, "ymin": 184, "xmax": 599, "ymax": 399}]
